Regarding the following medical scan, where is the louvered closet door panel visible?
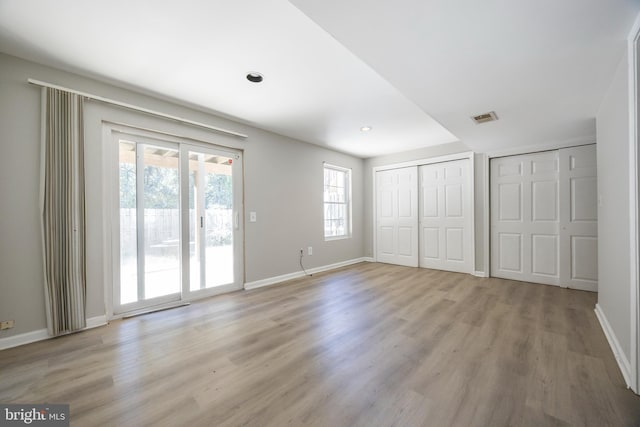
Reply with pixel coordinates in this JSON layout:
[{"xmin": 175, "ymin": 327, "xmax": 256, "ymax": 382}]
[
  {"xmin": 376, "ymin": 167, "xmax": 419, "ymax": 267},
  {"xmin": 419, "ymin": 159, "xmax": 472, "ymax": 273},
  {"xmin": 491, "ymin": 151, "xmax": 561, "ymax": 286}
]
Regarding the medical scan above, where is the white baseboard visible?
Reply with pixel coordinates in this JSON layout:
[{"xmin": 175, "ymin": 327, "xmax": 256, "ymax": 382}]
[
  {"xmin": 244, "ymin": 257, "xmax": 369, "ymax": 290},
  {"xmin": 0, "ymin": 315, "xmax": 109, "ymax": 351},
  {"xmin": 305, "ymin": 257, "xmax": 369, "ymax": 275},
  {"xmin": 0, "ymin": 328, "xmax": 49, "ymax": 351},
  {"xmin": 595, "ymin": 303, "xmax": 632, "ymax": 387},
  {"xmin": 362, "ymin": 257, "xmax": 375, "ymax": 262},
  {"xmin": 85, "ymin": 315, "xmax": 108, "ymax": 329},
  {"xmin": 244, "ymin": 271, "xmax": 306, "ymax": 290},
  {"xmin": 473, "ymin": 270, "xmax": 489, "ymax": 278}
]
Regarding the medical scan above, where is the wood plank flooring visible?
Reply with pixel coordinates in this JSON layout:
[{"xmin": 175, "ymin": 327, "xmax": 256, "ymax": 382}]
[{"xmin": 1, "ymin": 262, "xmax": 639, "ymax": 426}]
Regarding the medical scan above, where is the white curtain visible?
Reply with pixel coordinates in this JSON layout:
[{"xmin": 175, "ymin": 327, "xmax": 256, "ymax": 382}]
[{"xmin": 40, "ymin": 87, "xmax": 86, "ymax": 336}]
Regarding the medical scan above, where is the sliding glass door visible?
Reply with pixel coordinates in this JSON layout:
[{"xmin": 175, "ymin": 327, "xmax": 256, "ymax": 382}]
[
  {"xmin": 114, "ymin": 132, "xmax": 243, "ymax": 315},
  {"xmin": 185, "ymin": 146, "xmax": 239, "ymax": 294}
]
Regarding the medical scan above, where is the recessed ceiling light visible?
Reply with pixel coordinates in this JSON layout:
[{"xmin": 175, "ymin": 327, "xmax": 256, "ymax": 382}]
[
  {"xmin": 246, "ymin": 72, "xmax": 264, "ymax": 83},
  {"xmin": 360, "ymin": 126, "xmax": 372, "ymax": 132}
]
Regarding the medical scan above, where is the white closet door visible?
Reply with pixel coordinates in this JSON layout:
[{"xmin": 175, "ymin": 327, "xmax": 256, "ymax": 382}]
[
  {"xmin": 419, "ymin": 159, "xmax": 472, "ymax": 273},
  {"xmin": 559, "ymin": 145, "xmax": 598, "ymax": 291},
  {"xmin": 376, "ymin": 167, "xmax": 419, "ymax": 267},
  {"xmin": 491, "ymin": 151, "xmax": 561, "ymax": 286}
]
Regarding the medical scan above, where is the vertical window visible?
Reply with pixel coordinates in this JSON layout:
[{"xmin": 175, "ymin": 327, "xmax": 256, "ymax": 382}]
[{"xmin": 324, "ymin": 164, "xmax": 351, "ymax": 239}]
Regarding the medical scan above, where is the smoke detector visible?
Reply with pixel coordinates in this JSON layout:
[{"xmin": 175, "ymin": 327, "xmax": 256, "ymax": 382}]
[{"xmin": 471, "ymin": 111, "xmax": 498, "ymax": 124}]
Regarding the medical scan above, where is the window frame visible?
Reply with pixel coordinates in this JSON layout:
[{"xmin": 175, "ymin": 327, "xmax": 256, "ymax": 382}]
[{"xmin": 323, "ymin": 163, "xmax": 352, "ymax": 241}]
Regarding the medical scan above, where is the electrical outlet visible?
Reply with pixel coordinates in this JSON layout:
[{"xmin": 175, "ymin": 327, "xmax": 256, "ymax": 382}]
[
  {"xmin": 308, "ymin": 246, "xmax": 313, "ymax": 256},
  {"xmin": 0, "ymin": 320, "xmax": 15, "ymax": 330}
]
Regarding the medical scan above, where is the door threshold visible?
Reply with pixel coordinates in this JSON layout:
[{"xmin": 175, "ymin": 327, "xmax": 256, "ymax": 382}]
[{"xmin": 121, "ymin": 302, "xmax": 190, "ymax": 319}]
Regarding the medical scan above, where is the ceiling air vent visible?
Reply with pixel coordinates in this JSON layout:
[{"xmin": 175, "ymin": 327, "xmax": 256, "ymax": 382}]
[{"xmin": 471, "ymin": 111, "xmax": 498, "ymax": 124}]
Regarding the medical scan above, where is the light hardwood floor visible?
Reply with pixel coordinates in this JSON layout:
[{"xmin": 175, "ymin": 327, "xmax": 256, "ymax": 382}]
[{"xmin": 1, "ymin": 262, "xmax": 639, "ymax": 426}]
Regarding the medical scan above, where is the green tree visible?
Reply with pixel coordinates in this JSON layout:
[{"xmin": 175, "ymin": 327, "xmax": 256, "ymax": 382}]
[
  {"xmin": 205, "ymin": 174, "xmax": 232, "ymax": 208},
  {"xmin": 119, "ymin": 163, "xmax": 136, "ymax": 208},
  {"xmin": 143, "ymin": 165, "xmax": 179, "ymax": 208}
]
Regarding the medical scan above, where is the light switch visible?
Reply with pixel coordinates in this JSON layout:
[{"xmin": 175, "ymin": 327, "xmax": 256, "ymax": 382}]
[{"xmin": 249, "ymin": 211, "xmax": 257, "ymax": 222}]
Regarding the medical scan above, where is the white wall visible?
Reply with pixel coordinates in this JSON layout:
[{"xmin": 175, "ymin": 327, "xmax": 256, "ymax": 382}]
[
  {"xmin": 362, "ymin": 142, "xmax": 488, "ymax": 274},
  {"xmin": 0, "ymin": 53, "xmax": 364, "ymax": 340},
  {"xmin": 596, "ymin": 53, "xmax": 631, "ymax": 361}
]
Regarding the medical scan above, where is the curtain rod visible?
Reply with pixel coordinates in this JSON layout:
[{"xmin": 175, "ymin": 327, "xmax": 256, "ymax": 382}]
[{"xmin": 27, "ymin": 78, "xmax": 248, "ymax": 139}]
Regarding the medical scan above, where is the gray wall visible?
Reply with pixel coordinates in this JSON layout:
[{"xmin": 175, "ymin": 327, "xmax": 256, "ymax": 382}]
[
  {"xmin": 596, "ymin": 53, "xmax": 631, "ymax": 360},
  {"xmin": 2, "ymin": 43, "xmax": 635, "ymax": 361},
  {"xmin": 363, "ymin": 142, "xmax": 488, "ymax": 274},
  {"xmin": 0, "ymin": 53, "xmax": 364, "ymax": 339}
]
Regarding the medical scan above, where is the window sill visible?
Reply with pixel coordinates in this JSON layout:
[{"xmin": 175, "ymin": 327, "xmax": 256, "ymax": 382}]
[{"xmin": 324, "ymin": 235, "xmax": 351, "ymax": 242}]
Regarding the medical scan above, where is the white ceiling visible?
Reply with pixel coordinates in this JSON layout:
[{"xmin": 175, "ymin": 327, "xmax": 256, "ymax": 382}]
[
  {"xmin": 0, "ymin": 1, "xmax": 638, "ymax": 157},
  {"xmin": 291, "ymin": 0, "xmax": 640, "ymax": 153}
]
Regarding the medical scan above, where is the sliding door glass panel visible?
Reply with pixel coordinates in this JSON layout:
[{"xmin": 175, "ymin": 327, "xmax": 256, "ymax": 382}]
[
  {"xmin": 188, "ymin": 159, "xmax": 201, "ymax": 291},
  {"xmin": 188, "ymin": 150, "xmax": 234, "ymax": 290},
  {"xmin": 119, "ymin": 141, "xmax": 137, "ymax": 305},
  {"xmin": 204, "ymin": 155, "xmax": 234, "ymax": 287},
  {"xmin": 143, "ymin": 145, "xmax": 181, "ymax": 299}
]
